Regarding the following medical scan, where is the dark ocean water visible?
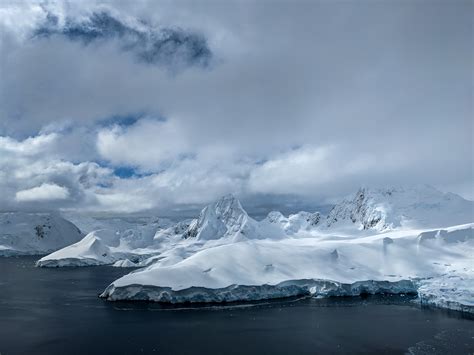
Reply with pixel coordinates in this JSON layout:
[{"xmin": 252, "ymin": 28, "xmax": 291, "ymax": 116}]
[{"xmin": 0, "ymin": 256, "xmax": 473, "ymax": 355}]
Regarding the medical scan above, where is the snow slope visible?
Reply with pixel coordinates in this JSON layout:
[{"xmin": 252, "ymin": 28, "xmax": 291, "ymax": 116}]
[{"xmin": 0, "ymin": 212, "xmax": 83, "ymax": 256}]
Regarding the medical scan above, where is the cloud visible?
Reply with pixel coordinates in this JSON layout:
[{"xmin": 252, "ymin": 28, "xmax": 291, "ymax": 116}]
[
  {"xmin": 16, "ymin": 183, "xmax": 70, "ymax": 202},
  {"xmin": 0, "ymin": 0, "xmax": 472, "ymax": 214},
  {"xmin": 0, "ymin": 132, "xmax": 113, "ymax": 211},
  {"xmin": 0, "ymin": 133, "xmax": 58, "ymax": 155},
  {"xmin": 247, "ymin": 144, "xmax": 410, "ymax": 200},
  {"xmin": 248, "ymin": 146, "xmax": 353, "ymax": 195},
  {"xmin": 96, "ymin": 117, "xmax": 191, "ymax": 170}
]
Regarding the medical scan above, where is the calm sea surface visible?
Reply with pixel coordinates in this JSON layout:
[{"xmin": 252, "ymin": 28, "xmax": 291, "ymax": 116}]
[{"xmin": 0, "ymin": 256, "xmax": 473, "ymax": 355}]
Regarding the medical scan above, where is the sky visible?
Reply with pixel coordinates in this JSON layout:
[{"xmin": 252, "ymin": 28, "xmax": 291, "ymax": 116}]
[{"xmin": 0, "ymin": 0, "xmax": 472, "ymax": 216}]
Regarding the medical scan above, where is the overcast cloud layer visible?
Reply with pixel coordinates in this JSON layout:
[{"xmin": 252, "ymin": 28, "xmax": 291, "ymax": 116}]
[{"xmin": 0, "ymin": 0, "xmax": 472, "ymax": 216}]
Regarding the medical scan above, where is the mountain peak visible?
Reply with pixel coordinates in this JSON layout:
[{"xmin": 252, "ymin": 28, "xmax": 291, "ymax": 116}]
[
  {"xmin": 183, "ymin": 194, "xmax": 252, "ymax": 240},
  {"xmin": 213, "ymin": 194, "xmax": 245, "ymax": 218}
]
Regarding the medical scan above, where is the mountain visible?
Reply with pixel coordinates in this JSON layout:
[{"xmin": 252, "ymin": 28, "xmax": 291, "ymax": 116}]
[
  {"xmin": 35, "ymin": 185, "xmax": 474, "ymax": 267},
  {"xmin": 0, "ymin": 212, "xmax": 83, "ymax": 256},
  {"xmin": 154, "ymin": 219, "xmax": 192, "ymax": 238},
  {"xmin": 325, "ymin": 185, "xmax": 473, "ymax": 231},
  {"xmin": 195, "ymin": 186, "xmax": 472, "ymax": 237},
  {"xmin": 37, "ymin": 195, "xmax": 261, "ymax": 267},
  {"xmin": 183, "ymin": 194, "xmax": 260, "ymax": 241},
  {"xmin": 181, "ymin": 194, "xmax": 322, "ymax": 241},
  {"xmin": 59, "ymin": 213, "xmax": 172, "ymax": 235},
  {"xmin": 262, "ymin": 210, "xmax": 321, "ymax": 235}
]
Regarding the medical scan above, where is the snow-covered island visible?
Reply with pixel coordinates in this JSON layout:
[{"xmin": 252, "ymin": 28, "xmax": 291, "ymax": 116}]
[{"xmin": 30, "ymin": 186, "xmax": 474, "ymax": 312}]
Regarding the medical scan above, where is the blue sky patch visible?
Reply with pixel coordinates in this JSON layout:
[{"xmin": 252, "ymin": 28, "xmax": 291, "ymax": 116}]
[{"xmin": 33, "ymin": 11, "xmax": 212, "ymax": 69}]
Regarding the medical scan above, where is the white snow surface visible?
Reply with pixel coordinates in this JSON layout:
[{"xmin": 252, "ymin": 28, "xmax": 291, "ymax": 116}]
[{"xmin": 0, "ymin": 212, "xmax": 83, "ymax": 256}]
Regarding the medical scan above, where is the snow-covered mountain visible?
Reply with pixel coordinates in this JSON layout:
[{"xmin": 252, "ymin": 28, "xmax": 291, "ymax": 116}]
[
  {"xmin": 183, "ymin": 194, "xmax": 260, "ymax": 241},
  {"xmin": 37, "ymin": 195, "xmax": 263, "ymax": 267},
  {"xmin": 261, "ymin": 210, "xmax": 321, "ymax": 235},
  {"xmin": 180, "ymin": 194, "xmax": 321, "ymax": 241},
  {"xmin": 36, "ymin": 186, "xmax": 474, "ymax": 267},
  {"xmin": 60, "ymin": 213, "xmax": 172, "ymax": 235},
  {"xmin": 260, "ymin": 185, "xmax": 473, "ymax": 234},
  {"xmin": 0, "ymin": 212, "xmax": 83, "ymax": 256},
  {"xmin": 325, "ymin": 185, "xmax": 474, "ymax": 231},
  {"xmin": 153, "ymin": 219, "xmax": 193, "ymax": 243}
]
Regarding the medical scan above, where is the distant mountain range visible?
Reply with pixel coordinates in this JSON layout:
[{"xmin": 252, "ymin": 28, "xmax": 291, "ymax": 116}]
[{"xmin": 2, "ymin": 185, "xmax": 473, "ymax": 257}]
